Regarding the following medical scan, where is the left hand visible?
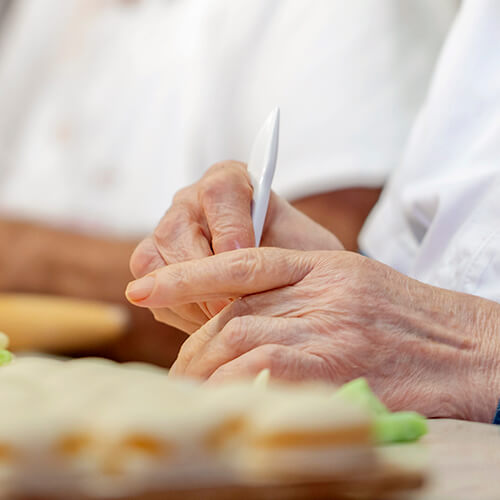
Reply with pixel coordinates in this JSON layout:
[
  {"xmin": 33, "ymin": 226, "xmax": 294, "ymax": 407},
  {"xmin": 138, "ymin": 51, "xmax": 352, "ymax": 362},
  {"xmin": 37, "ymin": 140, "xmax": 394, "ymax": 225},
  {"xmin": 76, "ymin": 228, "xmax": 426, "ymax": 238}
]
[
  {"xmin": 126, "ymin": 248, "xmax": 500, "ymax": 422},
  {"xmin": 128, "ymin": 162, "xmax": 343, "ymax": 333}
]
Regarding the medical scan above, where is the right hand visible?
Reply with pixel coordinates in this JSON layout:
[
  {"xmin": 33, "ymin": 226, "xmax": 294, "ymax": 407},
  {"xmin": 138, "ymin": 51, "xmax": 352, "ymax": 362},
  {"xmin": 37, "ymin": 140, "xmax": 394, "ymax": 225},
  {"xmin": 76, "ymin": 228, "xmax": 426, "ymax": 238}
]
[{"xmin": 128, "ymin": 161, "xmax": 343, "ymax": 333}]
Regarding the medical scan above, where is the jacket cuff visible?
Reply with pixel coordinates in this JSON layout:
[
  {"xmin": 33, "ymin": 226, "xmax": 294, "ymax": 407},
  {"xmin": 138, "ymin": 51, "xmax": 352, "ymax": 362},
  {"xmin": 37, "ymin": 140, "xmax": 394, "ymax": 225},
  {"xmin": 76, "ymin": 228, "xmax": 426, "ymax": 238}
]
[{"xmin": 493, "ymin": 400, "xmax": 500, "ymax": 425}]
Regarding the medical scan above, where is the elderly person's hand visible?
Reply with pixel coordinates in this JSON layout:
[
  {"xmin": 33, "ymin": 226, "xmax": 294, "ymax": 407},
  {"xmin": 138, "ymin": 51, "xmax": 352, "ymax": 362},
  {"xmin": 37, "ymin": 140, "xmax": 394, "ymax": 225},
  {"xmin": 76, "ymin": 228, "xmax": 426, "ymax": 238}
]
[
  {"xmin": 129, "ymin": 162, "xmax": 342, "ymax": 332},
  {"xmin": 126, "ymin": 248, "xmax": 500, "ymax": 422}
]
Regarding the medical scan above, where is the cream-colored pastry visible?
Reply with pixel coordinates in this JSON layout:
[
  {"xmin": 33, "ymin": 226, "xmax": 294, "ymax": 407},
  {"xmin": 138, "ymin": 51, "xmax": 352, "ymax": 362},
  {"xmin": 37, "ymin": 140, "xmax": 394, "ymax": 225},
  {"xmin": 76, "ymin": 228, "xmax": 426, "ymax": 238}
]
[
  {"xmin": 0, "ymin": 357, "xmax": 377, "ymax": 497},
  {"xmin": 239, "ymin": 386, "xmax": 376, "ymax": 483}
]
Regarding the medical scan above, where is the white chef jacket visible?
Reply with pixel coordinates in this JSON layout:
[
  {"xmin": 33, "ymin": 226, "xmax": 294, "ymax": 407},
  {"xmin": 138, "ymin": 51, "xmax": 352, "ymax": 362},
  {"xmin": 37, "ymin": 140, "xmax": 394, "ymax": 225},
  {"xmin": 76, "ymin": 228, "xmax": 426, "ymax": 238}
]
[
  {"xmin": 0, "ymin": 0, "xmax": 456, "ymax": 237},
  {"xmin": 360, "ymin": 0, "xmax": 500, "ymax": 302}
]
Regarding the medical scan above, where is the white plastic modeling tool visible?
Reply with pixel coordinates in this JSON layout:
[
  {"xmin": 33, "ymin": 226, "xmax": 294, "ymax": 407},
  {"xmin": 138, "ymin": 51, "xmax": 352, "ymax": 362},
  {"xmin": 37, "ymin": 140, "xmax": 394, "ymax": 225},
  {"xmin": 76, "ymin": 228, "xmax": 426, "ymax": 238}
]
[{"xmin": 248, "ymin": 107, "xmax": 280, "ymax": 247}]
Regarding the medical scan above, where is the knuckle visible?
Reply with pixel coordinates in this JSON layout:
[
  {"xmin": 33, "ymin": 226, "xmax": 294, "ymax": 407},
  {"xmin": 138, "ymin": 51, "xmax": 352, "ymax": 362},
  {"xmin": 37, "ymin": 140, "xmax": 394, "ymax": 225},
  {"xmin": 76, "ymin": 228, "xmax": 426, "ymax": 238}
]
[
  {"xmin": 199, "ymin": 177, "xmax": 224, "ymax": 207},
  {"xmin": 314, "ymin": 251, "xmax": 360, "ymax": 287},
  {"xmin": 211, "ymin": 224, "xmax": 243, "ymax": 246},
  {"xmin": 170, "ymin": 224, "xmax": 208, "ymax": 262},
  {"xmin": 205, "ymin": 161, "xmax": 226, "ymax": 176},
  {"xmin": 153, "ymin": 215, "xmax": 177, "ymax": 244},
  {"xmin": 226, "ymin": 249, "xmax": 262, "ymax": 283},
  {"xmin": 226, "ymin": 168, "xmax": 252, "ymax": 192},
  {"xmin": 155, "ymin": 216, "xmax": 211, "ymax": 268},
  {"xmin": 206, "ymin": 160, "xmax": 247, "ymax": 177},
  {"xmin": 252, "ymin": 344, "xmax": 283, "ymax": 370},
  {"xmin": 172, "ymin": 185, "xmax": 195, "ymax": 204},
  {"xmin": 166, "ymin": 266, "xmax": 190, "ymax": 294},
  {"xmin": 176, "ymin": 336, "xmax": 196, "ymax": 365},
  {"xmin": 201, "ymin": 164, "xmax": 251, "ymax": 204},
  {"xmin": 221, "ymin": 317, "xmax": 248, "ymax": 348},
  {"xmin": 224, "ymin": 170, "xmax": 252, "ymax": 197},
  {"xmin": 153, "ymin": 206, "xmax": 191, "ymax": 243}
]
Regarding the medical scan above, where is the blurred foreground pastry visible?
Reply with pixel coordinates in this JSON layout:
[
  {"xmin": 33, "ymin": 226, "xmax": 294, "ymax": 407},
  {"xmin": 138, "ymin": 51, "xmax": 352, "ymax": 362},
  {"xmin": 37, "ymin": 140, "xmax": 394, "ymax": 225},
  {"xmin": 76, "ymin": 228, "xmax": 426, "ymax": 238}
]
[
  {"xmin": 0, "ymin": 356, "xmax": 423, "ymax": 499},
  {"xmin": 241, "ymin": 390, "xmax": 374, "ymax": 483}
]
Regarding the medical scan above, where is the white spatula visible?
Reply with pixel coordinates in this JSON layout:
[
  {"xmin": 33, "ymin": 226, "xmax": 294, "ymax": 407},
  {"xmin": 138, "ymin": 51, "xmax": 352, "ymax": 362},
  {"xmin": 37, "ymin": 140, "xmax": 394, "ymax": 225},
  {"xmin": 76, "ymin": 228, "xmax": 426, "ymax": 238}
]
[{"xmin": 248, "ymin": 107, "xmax": 280, "ymax": 247}]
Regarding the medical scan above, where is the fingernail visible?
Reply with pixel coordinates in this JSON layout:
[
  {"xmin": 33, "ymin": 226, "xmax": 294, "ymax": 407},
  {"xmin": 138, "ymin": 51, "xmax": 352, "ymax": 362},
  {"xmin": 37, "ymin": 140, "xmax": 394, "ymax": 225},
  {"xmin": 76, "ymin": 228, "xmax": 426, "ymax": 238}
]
[{"xmin": 126, "ymin": 276, "xmax": 155, "ymax": 302}]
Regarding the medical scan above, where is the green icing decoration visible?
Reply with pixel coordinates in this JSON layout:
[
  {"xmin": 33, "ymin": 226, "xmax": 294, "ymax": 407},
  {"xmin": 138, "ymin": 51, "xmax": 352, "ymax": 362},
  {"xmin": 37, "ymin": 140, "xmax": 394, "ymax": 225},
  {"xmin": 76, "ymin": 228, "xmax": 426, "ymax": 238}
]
[
  {"xmin": 335, "ymin": 378, "xmax": 427, "ymax": 444},
  {"xmin": 374, "ymin": 412, "xmax": 428, "ymax": 444},
  {"xmin": 335, "ymin": 377, "xmax": 388, "ymax": 415},
  {"xmin": 0, "ymin": 349, "xmax": 12, "ymax": 366}
]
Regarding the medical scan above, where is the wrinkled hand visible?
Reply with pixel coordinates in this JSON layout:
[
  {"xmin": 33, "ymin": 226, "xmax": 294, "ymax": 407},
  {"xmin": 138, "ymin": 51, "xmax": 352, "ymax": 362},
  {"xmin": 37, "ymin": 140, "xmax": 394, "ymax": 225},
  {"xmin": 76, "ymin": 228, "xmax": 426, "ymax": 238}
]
[
  {"xmin": 126, "ymin": 248, "xmax": 500, "ymax": 422},
  {"xmin": 128, "ymin": 162, "xmax": 342, "ymax": 333}
]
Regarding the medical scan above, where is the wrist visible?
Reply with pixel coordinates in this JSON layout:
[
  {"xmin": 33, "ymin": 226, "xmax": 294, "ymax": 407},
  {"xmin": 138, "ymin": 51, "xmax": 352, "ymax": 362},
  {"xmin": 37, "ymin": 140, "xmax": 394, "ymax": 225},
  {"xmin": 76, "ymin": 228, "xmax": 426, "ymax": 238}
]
[
  {"xmin": 464, "ymin": 300, "xmax": 500, "ymax": 423},
  {"xmin": 394, "ymin": 279, "xmax": 500, "ymax": 422},
  {"xmin": 474, "ymin": 364, "xmax": 500, "ymax": 424}
]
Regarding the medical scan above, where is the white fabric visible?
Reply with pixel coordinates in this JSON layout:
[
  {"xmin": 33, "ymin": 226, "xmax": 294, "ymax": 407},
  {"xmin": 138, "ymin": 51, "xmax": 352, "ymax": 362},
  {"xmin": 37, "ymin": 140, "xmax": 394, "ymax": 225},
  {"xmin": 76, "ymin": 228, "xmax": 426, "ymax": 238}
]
[
  {"xmin": 360, "ymin": 0, "xmax": 500, "ymax": 302},
  {"xmin": 0, "ymin": 0, "xmax": 455, "ymax": 237}
]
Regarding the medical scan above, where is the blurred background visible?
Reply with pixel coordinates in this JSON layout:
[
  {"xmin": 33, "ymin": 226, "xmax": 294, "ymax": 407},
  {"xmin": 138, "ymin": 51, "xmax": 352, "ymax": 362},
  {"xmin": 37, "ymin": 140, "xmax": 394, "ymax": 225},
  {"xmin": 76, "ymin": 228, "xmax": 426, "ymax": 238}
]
[{"xmin": 0, "ymin": 0, "xmax": 458, "ymax": 367}]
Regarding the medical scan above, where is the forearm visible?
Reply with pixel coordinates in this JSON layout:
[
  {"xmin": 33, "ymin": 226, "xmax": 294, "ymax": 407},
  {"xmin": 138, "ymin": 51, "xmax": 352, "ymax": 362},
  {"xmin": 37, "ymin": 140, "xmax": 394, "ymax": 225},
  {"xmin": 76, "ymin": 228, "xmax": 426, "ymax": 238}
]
[
  {"xmin": 0, "ymin": 218, "xmax": 187, "ymax": 366},
  {"xmin": 0, "ymin": 218, "xmax": 137, "ymax": 302},
  {"xmin": 454, "ymin": 292, "xmax": 500, "ymax": 423},
  {"xmin": 390, "ymin": 273, "xmax": 500, "ymax": 423},
  {"xmin": 291, "ymin": 187, "xmax": 382, "ymax": 251}
]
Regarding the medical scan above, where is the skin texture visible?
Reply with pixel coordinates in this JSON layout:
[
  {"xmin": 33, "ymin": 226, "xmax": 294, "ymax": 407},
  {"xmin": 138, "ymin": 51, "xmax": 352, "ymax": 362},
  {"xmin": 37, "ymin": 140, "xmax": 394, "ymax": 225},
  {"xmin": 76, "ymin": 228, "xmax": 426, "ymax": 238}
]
[
  {"xmin": 128, "ymin": 247, "xmax": 500, "ymax": 423},
  {"xmin": 127, "ymin": 161, "xmax": 500, "ymax": 423}
]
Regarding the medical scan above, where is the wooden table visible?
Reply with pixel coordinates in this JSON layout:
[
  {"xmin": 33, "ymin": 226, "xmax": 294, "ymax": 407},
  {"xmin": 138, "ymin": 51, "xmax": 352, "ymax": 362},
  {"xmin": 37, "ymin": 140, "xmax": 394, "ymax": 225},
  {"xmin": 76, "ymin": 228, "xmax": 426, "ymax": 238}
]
[{"xmin": 392, "ymin": 419, "xmax": 500, "ymax": 500}]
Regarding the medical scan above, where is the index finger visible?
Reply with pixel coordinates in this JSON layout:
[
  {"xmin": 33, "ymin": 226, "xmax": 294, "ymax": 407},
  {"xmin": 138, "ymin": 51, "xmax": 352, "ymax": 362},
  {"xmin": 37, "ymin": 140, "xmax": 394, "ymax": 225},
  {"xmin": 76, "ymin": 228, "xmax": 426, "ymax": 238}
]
[
  {"xmin": 125, "ymin": 248, "xmax": 315, "ymax": 308},
  {"xmin": 198, "ymin": 161, "xmax": 255, "ymax": 253}
]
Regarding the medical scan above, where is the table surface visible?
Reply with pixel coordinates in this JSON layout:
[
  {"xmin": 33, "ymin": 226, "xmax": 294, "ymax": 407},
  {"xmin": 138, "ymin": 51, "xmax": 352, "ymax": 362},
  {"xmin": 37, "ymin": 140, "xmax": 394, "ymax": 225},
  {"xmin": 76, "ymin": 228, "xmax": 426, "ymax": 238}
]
[{"xmin": 391, "ymin": 419, "xmax": 500, "ymax": 500}]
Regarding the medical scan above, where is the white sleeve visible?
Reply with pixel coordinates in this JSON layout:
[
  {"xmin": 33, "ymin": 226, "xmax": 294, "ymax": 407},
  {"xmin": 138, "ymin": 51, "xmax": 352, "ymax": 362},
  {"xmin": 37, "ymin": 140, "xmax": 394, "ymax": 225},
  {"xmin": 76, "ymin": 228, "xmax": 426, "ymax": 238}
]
[
  {"xmin": 359, "ymin": 0, "xmax": 500, "ymax": 302},
  {"xmin": 0, "ymin": 0, "xmax": 456, "ymax": 236}
]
